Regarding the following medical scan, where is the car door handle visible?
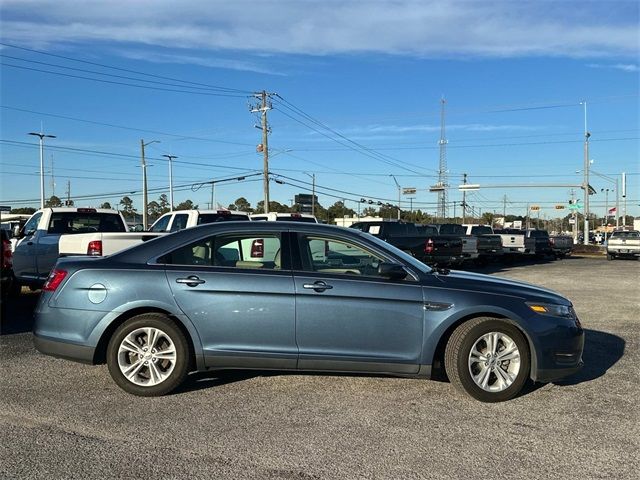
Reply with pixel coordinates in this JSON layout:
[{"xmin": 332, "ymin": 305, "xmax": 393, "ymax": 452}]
[
  {"xmin": 303, "ymin": 281, "xmax": 333, "ymax": 292},
  {"xmin": 176, "ymin": 276, "xmax": 206, "ymax": 287},
  {"xmin": 26, "ymin": 241, "xmax": 34, "ymax": 246}
]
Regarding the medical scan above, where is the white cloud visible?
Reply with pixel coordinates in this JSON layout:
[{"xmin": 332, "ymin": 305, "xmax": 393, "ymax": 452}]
[
  {"xmin": 587, "ymin": 63, "xmax": 640, "ymax": 72},
  {"xmin": 0, "ymin": 0, "xmax": 637, "ymax": 60}
]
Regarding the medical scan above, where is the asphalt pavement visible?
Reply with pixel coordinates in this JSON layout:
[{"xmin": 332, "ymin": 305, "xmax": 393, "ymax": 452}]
[{"xmin": 1, "ymin": 256, "xmax": 638, "ymax": 479}]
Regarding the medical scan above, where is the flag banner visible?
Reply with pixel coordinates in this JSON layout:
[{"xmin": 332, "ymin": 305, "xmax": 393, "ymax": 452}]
[{"xmin": 608, "ymin": 207, "xmax": 617, "ymax": 215}]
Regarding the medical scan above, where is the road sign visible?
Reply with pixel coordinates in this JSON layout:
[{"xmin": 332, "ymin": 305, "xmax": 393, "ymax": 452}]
[
  {"xmin": 555, "ymin": 205, "xmax": 565, "ymax": 210},
  {"xmin": 458, "ymin": 184, "xmax": 480, "ymax": 191},
  {"xmin": 428, "ymin": 185, "xmax": 444, "ymax": 192},
  {"xmin": 569, "ymin": 218, "xmax": 576, "ymax": 224},
  {"xmin": 530, "ymin": 206, "xmax": 540, "ymax": 211},
  {"xmin": 0, "ymin": 206, "xmax": 11, "ymax": 212},
  {"xmin": 569, "ymin": 204, "xmax": 580, "ymax": 210},
  {"xmin": 402, "ymin": 188, "xmax": 417, "ymax": 195}
]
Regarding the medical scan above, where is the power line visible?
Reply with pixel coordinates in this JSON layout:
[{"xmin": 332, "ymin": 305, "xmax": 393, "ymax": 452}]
[
  {"xmin": 0, "ymin": 42, "xmax": 253, "ymax": 94},
  {"xmin": 0, "ymin": 105, "xmax": 255, "ymax": 147},
  {"xmin": 1, "ymin": 62, "xmax": 249, "ymax": 98}
]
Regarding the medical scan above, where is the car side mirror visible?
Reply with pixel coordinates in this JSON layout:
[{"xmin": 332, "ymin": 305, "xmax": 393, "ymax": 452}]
[
  {"xmin": 378, "ymin": 262, "xmax": 408, "ymax": 280},
  {"xmin": 13, "ymin": 225, "xmax": 24, "ymax": 239}
]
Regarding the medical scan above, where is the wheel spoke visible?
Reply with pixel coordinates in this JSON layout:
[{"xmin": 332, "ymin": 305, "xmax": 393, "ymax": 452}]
[
  {"xmin": 490, "ymin": 333, "xmax": 499, "ymax": 355},
  {"xmin": 497, "ymin": 346, "xmax": 519, "ymax": 362},
  {"xmin": 147, "ymin": 327, "xmax": 160, "ymax": 350},
  {"xmin": 123, "ymin": 359, "xmax": 145, "ymax": 380},
  {"xmin": 148, "ymin": 361, "xmax": 162, "ymax": 384},
  {"xmin": 121, "ymin": 338, "xmax": 142, "ymax": 354},
  {"xmin": 494, "ymin": 364, "xmax": 514, "ymax": 387},
  {"xmin": 469, "ymin": 348, "xmax": 487, "ymax": 364},
  {"xmin": 474, "ymin": 366, "xmax": 492, "ymax": 389},
  {"xmin": 154, "ymin": 348, "xmax": 176, "ymax": 361}
]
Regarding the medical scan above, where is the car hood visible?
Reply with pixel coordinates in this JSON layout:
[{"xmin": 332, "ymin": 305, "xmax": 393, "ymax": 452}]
[{"xmin": 430, "ymin": 269, "xmax": 571, "ymax": 306}]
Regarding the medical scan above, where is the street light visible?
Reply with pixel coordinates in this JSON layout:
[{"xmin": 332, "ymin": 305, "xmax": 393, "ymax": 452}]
[
  {"xmin": 28, "ymin": 131, "xmax": 56, "ymax": 209},
  {"xmin": 579, "ymin": 101, "xmax": 591, "ymax": 245},
  {"xmin": 576, "ymin": 165, "xmax": 619, "ymax": 228},
  {"xmin": 162, "ymin": 154, "xmax": 178, "ymax": 211}
]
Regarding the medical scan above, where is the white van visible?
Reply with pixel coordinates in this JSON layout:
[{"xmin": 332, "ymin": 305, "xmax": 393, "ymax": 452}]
[{"xmin": 250, "ymin": 212, "xmax": 318, "ymax": 223}]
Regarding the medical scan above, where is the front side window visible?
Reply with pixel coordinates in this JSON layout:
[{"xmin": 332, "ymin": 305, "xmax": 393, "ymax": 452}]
[
  {"xmin": 161, "ymin": 233, "xmax": 283, "ymax": 270},
  {"xmin": 150, "ymin": 215, "xmax": 171, "ymax": 232},
  {"xmin": 298, "ymin": 235, "xmax": 387, "ymax": 278},
  {"xmin": 22, "ymin": 212, "xmax": 43, "ymax": 236}
]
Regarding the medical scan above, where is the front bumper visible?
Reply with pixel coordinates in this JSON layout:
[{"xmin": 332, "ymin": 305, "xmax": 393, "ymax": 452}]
[{"xmin": 33, "ymin": 334, "xmax": 95, "ymax": 364}]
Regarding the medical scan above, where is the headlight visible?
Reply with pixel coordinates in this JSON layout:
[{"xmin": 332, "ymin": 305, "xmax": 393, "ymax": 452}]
[{"xmin": 526, "ymin": 302, "xmax": 574, "ymax": 318}]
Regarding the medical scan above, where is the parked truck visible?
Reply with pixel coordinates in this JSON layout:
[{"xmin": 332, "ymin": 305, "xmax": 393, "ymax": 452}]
[
  {"xmin": 59, "ymin": 209, "xmax": 250, "ymax": 258},
  {"xmin": 606, "ymin": 230, "xmax": 640, "ymax": 260},
  {"xmin": 12, "ymin": 208, "xmax": 130, "ymax": 289},
  {"xmin": 462, "ymin": 224, "xmax": 503, "ymax": 262},
  {"xmin": 549, "ymin": 234, "xmax": 574, "ymax": 258},
  {"xmin": 493, "ymin": 228, "xmax": 536, "ymax": 255},
  {"xmin": 429, "ymin": 223, "xmax": 479, "ymax": 263},
  {"xmin": 350, "ymin": 221, "xmax": 464, "ymax": 266}
]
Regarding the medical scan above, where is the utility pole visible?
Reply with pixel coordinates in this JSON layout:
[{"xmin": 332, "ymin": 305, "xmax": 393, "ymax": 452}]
[
  {"xmin": 250, "ymin": 91, "xmax": 273, "ymax": 213},
  {"xmin": 602, "ymin": 188, "xmax": 610, "ymax": 243},
  {"xmin": 502, "ymin": 194, "xmax": 507, "ymax": 220},
  {"xmin": 461, "ymin": 173, "xmax": 467, "ymax": 224},
  {"xmin": 50, "ymin": 155, "xmax": 55, "ymax": 197},
  {"xmin": 390, "ymin": 174, "xmax": 401, "ymax": 220},
  {"xmin": 437, "ymin": 97, "xmax": 448, "ymax": 219},
  {"xmin": 162, "ymin": 154, "xmax": 178, "ymax": 211},
  {"xmin": 141, "ymin": 139, "xmax": 160, "ymax": 230},
  {"xmin": 622, "ymin": 172, "xmax": 627, "ymax": 227},
  {"xmin": 28, "ymin": 130, "xmax": 56, "ymax": 209},
  {"xmin": 581, "ymin": 101, "xmax": 591, "ymax": 245},
  {"xmin": 65, "ymin": 180, "xmax": 71, "ymax": 206},
  {"xmin": 311, "ymin": 173, "xmax": 316, "ymax": 217},
  {"xmin": 526, "ymin": 204, "xmax": 530, "ymax": 229},
  {"xmin": 210, "ymin": 183, "xmax": 215, "ymax": 210},
  {"xmin": 571, "ymin": 189, "xmax": 577, "ymax": 243}
]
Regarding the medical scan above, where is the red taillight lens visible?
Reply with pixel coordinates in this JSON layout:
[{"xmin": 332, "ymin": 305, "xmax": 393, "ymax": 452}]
[
  {"xmin": 87, "ymin": 240, "xmax": 102, "ymax": 256},
  {"xmin": 424, "ymin": 238, "xmax": 434, "ymax": 254},
  {"xmin": 251, "ymin": 239, "xmax": 264, "ymax": 258},
  {"xmin": 43, "ymin": 269, "xmax": 68, "ymax": 292},
  {"xmin": 2, "ymin": 239, "xmax": 12, "ymax": 269}
]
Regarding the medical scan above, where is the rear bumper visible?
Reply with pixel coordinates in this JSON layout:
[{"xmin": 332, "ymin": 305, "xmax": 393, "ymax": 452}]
[{"xmin": 33, "ymin": 334, "xmax": 95, "ymax": 364}]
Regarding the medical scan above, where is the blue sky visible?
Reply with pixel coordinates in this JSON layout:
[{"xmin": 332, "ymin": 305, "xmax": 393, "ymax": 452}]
[{"xmin": 1, "ymin": 0, "xmax": 638, "ymax": 219}]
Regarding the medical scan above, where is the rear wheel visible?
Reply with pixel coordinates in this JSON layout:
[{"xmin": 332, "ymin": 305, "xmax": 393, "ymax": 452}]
[
  {"xmin": 107, "ymin": 313, "xmax": 190, "ymax": 396},
  {"xmin": 445, "ymin": 317, "xmax": 530, "ymax": 402},
  {"xmin": 607, "ymin": 253, "xmax": 614, "ymax": 261}
]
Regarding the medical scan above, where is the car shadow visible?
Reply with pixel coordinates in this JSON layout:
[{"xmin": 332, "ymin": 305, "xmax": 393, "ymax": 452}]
[
  {"xmin": 177, "ymin": 328, "xmax": 625, "ymax": 397},
  {"xmin": 0, "ymin": 290, "xmax": 39, "ymax": 335},
  {"xmin": 552, "ymin": 328, "xmax": 625, "ymax": 386}
]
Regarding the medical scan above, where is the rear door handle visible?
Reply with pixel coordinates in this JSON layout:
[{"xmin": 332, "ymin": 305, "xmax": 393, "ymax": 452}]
[
  {"xmin": 176, "ymin": 275, "xmax": 206, "ymax": 287},
  {"xmin": 303, "ymin": 281, "xmax": 333, "ymax": 292}
]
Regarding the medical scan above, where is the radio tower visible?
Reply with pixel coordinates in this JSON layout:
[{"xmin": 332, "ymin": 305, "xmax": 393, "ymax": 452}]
[{"xmin": 437, "ymin": 97, "xmax": 448, "ymax": 219}]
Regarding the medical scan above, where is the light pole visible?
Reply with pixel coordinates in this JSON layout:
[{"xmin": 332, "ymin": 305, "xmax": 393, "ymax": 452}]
[
  {"xmin": 302, "ymin": 172, "xmax": 316, "ymax": 216},
  {"xmin": 28, "ymin": 131, "xmax": 56, "ymax": 209},
  {"xmin": 141, "ymin": 139, "xmax": 160, "ymax": 230},
  {"xmin": 162, "ymin": 154, "xmax": 178, "ymax": 211},
  {"xmin": 390, "ymin": 175, "xmax": 401, "ymax": 220},
  {"xmin": 580, "ymin": 101, "xmax": 591, "ymax": 245},
  {"xmin": 576, "ymin": 167, "xmax": 619, "ymax": 228},
  {"xmin": 601, "ymin": 188, "xmax": 610, "ymax": 243}
]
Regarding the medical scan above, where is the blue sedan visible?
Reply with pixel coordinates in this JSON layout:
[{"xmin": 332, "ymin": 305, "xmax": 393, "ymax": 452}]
[{"xmin": 34, "ymin": 222, "xmax": 584, "ymax": 402}]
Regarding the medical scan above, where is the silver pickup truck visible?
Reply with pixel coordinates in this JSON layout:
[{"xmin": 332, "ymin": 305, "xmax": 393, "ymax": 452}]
[{"xmin": 606, "ymin": 230, "xmax": 640, "ymax": 260}]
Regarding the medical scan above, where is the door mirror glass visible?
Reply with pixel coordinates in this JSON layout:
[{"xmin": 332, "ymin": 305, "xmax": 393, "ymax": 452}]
[
  {"xmin": 377, "ymin": 262, "xmax": 408, "ymax": 280},
  {"xmin": 13, "ymin": 225, "xmax": 22, "ymax": 238}
]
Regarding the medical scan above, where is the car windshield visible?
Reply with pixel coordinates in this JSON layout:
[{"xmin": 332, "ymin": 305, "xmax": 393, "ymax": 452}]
[
  {"xmin": 611, "ymin": 231, "xmax": 639, "ymax": 238},
  {"xmin": 356, "ymin": 231, "xmax": 432, "ymax": 274},
  {"xmin": 471, "ymin": 226, "xmax": 493, "ymax": 235},
  {"xmin": 438, "ymin": 224, "xmax": 465, "ymax": 235}
]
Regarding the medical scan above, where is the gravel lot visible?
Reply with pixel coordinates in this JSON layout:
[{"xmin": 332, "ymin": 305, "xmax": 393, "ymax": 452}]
[{"xmin": 1, "ymin": 256, "xmax": 638, "ymax": 479}]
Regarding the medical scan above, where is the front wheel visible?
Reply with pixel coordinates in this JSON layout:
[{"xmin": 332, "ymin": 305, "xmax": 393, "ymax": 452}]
[
  {"xmin": 445, "ymin": 317, "xmax": 530, "ymax": 402},
  {"xmin": 107, "ymin": 313, "xmax": 190, "ymax": 396}
]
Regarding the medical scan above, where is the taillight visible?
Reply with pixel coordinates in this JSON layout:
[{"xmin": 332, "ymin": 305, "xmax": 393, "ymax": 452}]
[
  {"xmin": 2, "ymin": 239, "xmax": 12, "ymax": 269},
  {"xmin": 424, "ymin": 238, "xmax": 434, "ymax": 254},
  {"xmin": 87, "ymin": 240, "xmax": 102, "ymax": 256},
  {"xmin": 251, "ymin": 239, "xmax": 264, "ymax": 258},
  {"xmin": 43, "ymin": 269, "xmax": 68, "ymax": 292}
]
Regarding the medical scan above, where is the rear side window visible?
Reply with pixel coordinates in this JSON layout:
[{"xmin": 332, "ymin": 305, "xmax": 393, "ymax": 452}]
[
  {"xmin": 471, "ymin": 226, "xmax": 493, "ymax": 235},
  {"xmin": 47, "ymin": 213, "xmax": 126, "ymax": 234},
  {"xmin": 22, "ymin": 212, "xmax": 43, "ymax": 236},
  {"xmin": 438, "ymin": 224, "xmax": 465, "ymax": 235},
  {"xmin": 275, "ymin": 216, "xmax": 317, "ymax": 223},
  {"xmin": 529, "ymin": 230, "xmax": 549, "ymax": 238},
  {"xmin": 197, "ymin": 213, "xmax": 249, "ymax": 224},
  {"xmin": 169, "ymin": 214, "xmax": 189, "ymax": 233},
  {"xmin": 160, "ymin": 233, "xmax": 283, "ymax": 270}
]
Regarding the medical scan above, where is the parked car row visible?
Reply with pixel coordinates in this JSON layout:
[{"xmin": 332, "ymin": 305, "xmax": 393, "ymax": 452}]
[{"xmin": 350, "ymin": 221, "xmax": 572, "ymax": 267}]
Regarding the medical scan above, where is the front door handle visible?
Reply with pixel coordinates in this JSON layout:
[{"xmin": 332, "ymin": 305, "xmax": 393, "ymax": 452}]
[
  {"xmin": 176, "ymin": 275, "xmax": 206, "ymax": 287},
  {"xmin": 303, "ymin": 281, "xmax": 333, "ymax": 292}
]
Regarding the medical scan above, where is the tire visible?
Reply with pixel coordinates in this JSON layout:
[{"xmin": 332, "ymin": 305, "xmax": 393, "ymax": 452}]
[
  {"xmin": 445, "ymin": 317, "xmax": 530, "ymax": 403},
  {"xmin": 607, "ymin": 253, "xmax": 614, "ymax": 261},
  {"xmin": 8, "ymin": 277, "xmax": 22, "ymax": 297},
  {"xmin": 106, "ymin": 313, "xmax": 190, "ymax": 396}
]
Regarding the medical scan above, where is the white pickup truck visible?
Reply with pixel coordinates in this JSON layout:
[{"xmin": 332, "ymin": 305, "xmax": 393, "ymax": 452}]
[
  {"xmin": 493, "ymin": 228, "xmax": 537, "ymax": 255},
  {"xmin": 59, "ymin": 209, "xmax": 250, "ymax": 258},
  {"xmin": 12, "ymin": 208, "xmax": 131, "ymax": 288},
  {"xmin": 606, "ymin": 230, "xmax": 640, "ymax": 260}
]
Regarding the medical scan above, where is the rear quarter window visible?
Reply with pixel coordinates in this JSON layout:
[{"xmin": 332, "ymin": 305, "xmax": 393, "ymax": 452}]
[{"xmin": 47, "ymin": 213, "xmax": 126, "ymax": 234}]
